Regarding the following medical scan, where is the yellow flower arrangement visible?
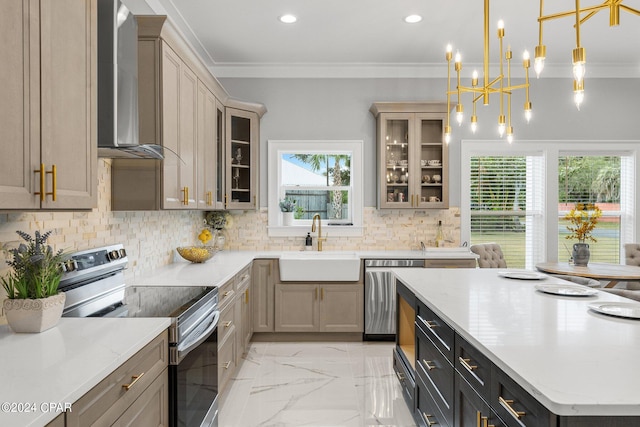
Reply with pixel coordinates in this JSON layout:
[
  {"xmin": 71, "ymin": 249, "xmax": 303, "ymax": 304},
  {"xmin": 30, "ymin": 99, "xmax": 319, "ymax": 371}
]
[{"xmin": 564, "ymin": 203, "xmax": 602, "ymax": 243}]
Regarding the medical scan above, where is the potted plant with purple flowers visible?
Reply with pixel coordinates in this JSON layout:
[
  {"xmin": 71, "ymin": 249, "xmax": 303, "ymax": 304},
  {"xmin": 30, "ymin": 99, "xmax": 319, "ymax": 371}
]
[{"xmin": 1, "ymin": 230, "xmax": 67, "ymax": 333}]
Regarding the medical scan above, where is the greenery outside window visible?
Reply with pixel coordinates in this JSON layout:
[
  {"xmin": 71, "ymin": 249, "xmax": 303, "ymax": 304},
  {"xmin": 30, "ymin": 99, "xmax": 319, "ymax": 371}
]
[
  {"xmin": 268, "ymin": 140, "xmax": 363, "ymax": 237},
  {"xmin": 461, "ymin": 141, "xmax": 638, "ymax": 269}
]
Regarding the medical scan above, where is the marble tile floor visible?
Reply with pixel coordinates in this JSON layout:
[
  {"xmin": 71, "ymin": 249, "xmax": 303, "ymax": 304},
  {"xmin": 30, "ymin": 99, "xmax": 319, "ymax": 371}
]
[{"xmin": 219, "ymin": 341, "xmax": 417, "ymax": 427}]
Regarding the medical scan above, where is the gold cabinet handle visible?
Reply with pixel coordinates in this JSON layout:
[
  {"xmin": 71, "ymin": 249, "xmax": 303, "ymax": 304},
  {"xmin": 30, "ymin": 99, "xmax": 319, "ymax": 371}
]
[
  {"xmin": 48, "ymin": 165, "xmax": 57, "ymax": 201},
  {"xmin": 482, "ymin": 416, "xmax": 495, "ymax": 427},
  {"xmin": 422, "ymin": 359, "xmax": 436, "ymax": 371},
  {"xmin": 459, "ymin": 357, "xmax": 478, "ymax": 372},
  {"xmin": 224, "ymin": 361, "xmax": 231, "ymax": 369},
  {"xmin": 245, "ymin": 289, "xmax": 249, "ymax": 304},
  {"xmin": 321, "ymin": 287, "xmax": 324, "ymax": 300},
  {"xmin": 410, "ymin": 194, "xmax": 414, "ymax": 207},
  {"xmin": 395, "ymin": 371, "xmax": 405, "ymax": 381},
  {"xmin": 422, "ymin": 413, "xmax": 437, "ymax": 426},
  {"xmin": 224, "ymin": 193, "xmax": 229, "ymax": 208},
  {"xmin": 182, "ymin": 187, "xmax": 189, "ymax": 205},
  {"xmin": 498, "ymin": 396, "xmax": 526, "ymax": 420},
  {"xmin": 206, "ymin": 191, "xmax": 212, "ymax": 205},
  {"xmin": 315, "ymin": 287, "xmax": 319, "ymax": 300},
  {"xmin": 35, "ymin": 163, "xmax": 46, "ymax": 202},
  {"xmin": 34, "ymin": 164, "xmax": 57, "ymax": 202},
  {"xmin": 223, "ymin": 291, "xmax": 232, "ymax": 297},
  {"xmin": 122, "ymin": 372, "xmax": 145, "ymax": 391},
  {"xmin": 224, "ymin": 321, "xmax": 232, "ymax": 328}
]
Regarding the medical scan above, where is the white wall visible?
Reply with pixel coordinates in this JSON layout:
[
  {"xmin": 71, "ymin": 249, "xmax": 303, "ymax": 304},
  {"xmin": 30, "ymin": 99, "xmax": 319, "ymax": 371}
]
[{"xmin": 219, "ymin": 76, "xmax": 640, "ymax": 208}]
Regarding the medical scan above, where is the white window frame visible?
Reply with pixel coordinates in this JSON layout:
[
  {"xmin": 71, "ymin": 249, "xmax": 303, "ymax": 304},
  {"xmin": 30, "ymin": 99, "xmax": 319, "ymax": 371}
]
[
  {"xmin": 267, "ymin": 140, "xmax": 364, "ymax": 237},
  {"xmin": 461, "ymin": 140, "xmax": 639, "ymax": 266}
]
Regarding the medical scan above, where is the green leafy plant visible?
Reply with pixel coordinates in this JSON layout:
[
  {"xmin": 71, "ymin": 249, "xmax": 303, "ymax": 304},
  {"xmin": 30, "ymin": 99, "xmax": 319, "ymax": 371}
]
[
  {"xmin": 294, "ymin": 205, "xmax": 305, "ymax": 220},
  {"xmin": 1, "ymin": 230, "xmax": 66, "ymax": 299},
  {"xmin": 279, "ymin": 197, "xmax": 296, "ymax": 212}
]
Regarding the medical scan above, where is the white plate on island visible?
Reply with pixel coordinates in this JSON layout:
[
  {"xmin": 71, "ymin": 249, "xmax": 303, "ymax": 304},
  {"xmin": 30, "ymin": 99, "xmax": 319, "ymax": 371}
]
[
  {"xmin": 535, "ymin": 283, "xmax": 598, "ymax": 297},
  {"xmin": 588, "ymin": 302, "xmax": 640, "ymax": 319},
  {"xmin": 498, "ymin": 270, "xmax": 547, "ymax": 280}
]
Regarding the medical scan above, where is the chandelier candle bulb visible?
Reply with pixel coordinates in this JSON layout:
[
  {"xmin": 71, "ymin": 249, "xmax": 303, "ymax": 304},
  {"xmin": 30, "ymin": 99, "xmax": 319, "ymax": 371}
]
[{"xmin": 444, "ymin": 0, "xmax": 531, "ymax": 142}]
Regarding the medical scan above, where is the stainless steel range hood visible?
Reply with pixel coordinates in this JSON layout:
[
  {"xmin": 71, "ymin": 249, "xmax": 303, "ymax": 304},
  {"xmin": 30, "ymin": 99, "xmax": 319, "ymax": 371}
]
[{"xmin": 97, "ymin": 0, "xmax": 163, "ymax": 159}]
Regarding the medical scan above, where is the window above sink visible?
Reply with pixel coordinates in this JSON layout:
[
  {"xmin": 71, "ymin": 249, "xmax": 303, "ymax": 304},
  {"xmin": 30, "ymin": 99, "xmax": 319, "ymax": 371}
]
[{"xmin": 267, "ymin": 140, "xmax": 364, "ymax": 237}]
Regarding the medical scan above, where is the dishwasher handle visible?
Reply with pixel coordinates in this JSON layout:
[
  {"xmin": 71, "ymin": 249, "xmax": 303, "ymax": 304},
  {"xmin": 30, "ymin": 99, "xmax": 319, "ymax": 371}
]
[{"xmin": 364, "ymin": 259, "xmax": 425, "ymax": 268}]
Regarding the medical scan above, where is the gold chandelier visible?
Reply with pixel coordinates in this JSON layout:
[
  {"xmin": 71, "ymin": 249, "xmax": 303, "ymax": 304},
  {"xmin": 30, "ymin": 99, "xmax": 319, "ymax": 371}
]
[
  {"xmin": 444, "ymin": 0, "xmax": 532, "ymax": 144},
  {"xmin": 534, "ymin": 0, "xmax": 640, "ymax": 110}
]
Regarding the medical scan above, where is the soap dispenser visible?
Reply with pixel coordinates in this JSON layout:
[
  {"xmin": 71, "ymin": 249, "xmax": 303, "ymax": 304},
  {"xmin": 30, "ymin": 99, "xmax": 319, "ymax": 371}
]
[{"xmin": 305, "ymin": 233, "xmax": 313, "ymax": 251}]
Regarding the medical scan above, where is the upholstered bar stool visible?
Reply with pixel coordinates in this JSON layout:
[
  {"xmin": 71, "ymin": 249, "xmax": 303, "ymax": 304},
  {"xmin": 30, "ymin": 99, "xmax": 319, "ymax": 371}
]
[{"xmin": 470, "ymin": 243, "xmax": 507, "ymax": 268}]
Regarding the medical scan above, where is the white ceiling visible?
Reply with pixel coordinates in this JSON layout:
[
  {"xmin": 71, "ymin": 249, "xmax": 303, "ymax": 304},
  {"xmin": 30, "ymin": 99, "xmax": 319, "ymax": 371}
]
[{"xmin": 131, "ymin": 0, "xmax": 640, "ymax": 78}]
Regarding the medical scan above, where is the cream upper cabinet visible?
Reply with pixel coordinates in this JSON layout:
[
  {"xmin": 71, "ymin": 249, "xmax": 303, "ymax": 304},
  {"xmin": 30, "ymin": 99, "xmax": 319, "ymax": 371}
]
[
  {"xmin": 197, "ymin": 82, "xmax": 225, "ymax": 210},
  {"xmin": 160, "ymin": 43, "xmax": 197, "ymax": 209},
  {"xmin": 0, "ymin": 0, "xmax": 97, "ymax": 210},
  {"xmin": 225, "ymin": 107, "xmax": 260, "ymax": 210},
  {"xmin": 371, "ymin": 102, "xmax": 449, "ymax": 209}
]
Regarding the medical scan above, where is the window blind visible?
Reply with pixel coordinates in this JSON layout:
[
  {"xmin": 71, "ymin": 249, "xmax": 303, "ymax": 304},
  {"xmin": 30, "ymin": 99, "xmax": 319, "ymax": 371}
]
[{"xmin": 469, "ymin": 155, "xmax": 544, "ymax": 269}]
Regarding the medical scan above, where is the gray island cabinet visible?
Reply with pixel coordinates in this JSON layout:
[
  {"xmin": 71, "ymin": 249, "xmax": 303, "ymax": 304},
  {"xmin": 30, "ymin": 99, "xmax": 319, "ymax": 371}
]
[{"xmin": 393, "ymin": 268, "xmax": 640, "ymax": 427}]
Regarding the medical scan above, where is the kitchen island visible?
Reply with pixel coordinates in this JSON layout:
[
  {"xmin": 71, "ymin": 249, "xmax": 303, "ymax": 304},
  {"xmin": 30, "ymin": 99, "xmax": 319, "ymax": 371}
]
[{"xmin": 393, "ymin": 267, "xmax": 640, "ymax": 425}]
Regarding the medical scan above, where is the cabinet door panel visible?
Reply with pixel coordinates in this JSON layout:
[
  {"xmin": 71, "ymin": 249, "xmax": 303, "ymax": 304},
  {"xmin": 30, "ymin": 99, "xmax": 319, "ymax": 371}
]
[
  {"xmin": 252, "ymin": 260, "xmax": 276, "ymax": 332},
  {"xmin": 456, "ymin": 374, "xmax": 506, "ymax": 427},
  {"xmin": 0, "ymin": 0, "xmax": 39, "ymax": 209},
  {"xmin": 179, "ymin": 64, "xmax": 197, "ymax": 208},
  {"xmin": 160, "ymin": 44, "xmax": 181, "ymax": 208},
  {"xmin": 417, "ymin": 325, "xmax": 454, "ymax": 426},
  {"xmin": 197, "ymin": 82, "xmax": 217, "ymax": 209},
  {"xmin": 274, "ymin": 284, "xmax": 318, "ymax": 332},
  {"xmin": 40, "ymin": 0, "xmax": 96, "ymax": 209},
  {"xmin": 491, "ymin": 368, "xmax": 554, "ymax": 427},
  {"xmin": 319, "ymin": 284, "xmax": 363, "ymax": 332}
]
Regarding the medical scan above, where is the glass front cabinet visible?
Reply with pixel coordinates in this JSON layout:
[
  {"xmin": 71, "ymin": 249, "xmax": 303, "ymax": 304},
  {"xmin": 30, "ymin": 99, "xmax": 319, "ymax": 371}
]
[
  {"xmin": 370, "ymin": 102, "xmax": 448, "ymax": 209},
  {"xmin": 224, "ymin": 103, "xmax": 266, "ymax": 210}
]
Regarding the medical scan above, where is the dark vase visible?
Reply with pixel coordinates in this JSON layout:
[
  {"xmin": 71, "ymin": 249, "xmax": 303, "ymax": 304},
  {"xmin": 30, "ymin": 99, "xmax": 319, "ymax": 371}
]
[{"xmin": 573, "ymin": 243, "xmax": 590, "ymax": 266}]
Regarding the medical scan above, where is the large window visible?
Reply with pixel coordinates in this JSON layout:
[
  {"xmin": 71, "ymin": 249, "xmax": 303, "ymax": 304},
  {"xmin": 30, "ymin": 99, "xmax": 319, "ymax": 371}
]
[
  {"xmin": 267, "ymin": 140, "xmax": 363, "ymax": 237},
  {"xmin": 462, "ymin": 141, "xmax": 638, "ymax": 269}
]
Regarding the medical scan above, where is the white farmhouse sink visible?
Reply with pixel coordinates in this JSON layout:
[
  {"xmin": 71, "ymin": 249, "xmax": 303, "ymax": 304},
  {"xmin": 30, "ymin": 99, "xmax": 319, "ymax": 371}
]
[{"xmin": 279, "ymin": 251, "xmax": 361, "ymax": 282}]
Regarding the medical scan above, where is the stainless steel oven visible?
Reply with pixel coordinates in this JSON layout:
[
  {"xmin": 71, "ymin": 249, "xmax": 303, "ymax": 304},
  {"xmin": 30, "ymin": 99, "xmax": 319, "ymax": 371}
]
[{"xmin": 60, "ymin": 245, "xmax": 220, "ymax": 427}]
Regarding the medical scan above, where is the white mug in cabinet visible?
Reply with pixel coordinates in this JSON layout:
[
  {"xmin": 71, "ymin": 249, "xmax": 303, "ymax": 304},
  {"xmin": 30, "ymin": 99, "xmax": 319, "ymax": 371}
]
[{"xmin": 429, "ymin": 196, "xmax": 440, "ymax": 202}]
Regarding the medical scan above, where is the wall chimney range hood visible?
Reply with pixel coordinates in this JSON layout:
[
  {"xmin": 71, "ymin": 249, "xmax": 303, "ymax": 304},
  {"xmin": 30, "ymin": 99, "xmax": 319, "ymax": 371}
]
[{"xmin": 97, "ymin": 0, "xmax": 163, "ymax": 159}]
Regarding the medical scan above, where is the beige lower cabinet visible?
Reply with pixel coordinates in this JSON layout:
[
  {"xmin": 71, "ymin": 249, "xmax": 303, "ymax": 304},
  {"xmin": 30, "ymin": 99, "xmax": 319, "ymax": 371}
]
[
  {"xmin": 274, "ymin": 283, "xmax": 363, "ymax": 333},
  {"xmin": 65, "ymin": 330, "xmax": 168, "ymax": 427},
  {"xmin": 218, "ymin": 263, "xmax": 252, "ymax": 395},
  {"xmin": 251, "ymin": 259, "xmax": 277, "ymax": 332}
]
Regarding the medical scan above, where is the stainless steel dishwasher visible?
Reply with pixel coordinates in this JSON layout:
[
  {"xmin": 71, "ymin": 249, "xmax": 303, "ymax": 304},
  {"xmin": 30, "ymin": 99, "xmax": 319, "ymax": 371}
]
[{"xmin": 364, "ymin": 259, "xmax": 424, "ymax": 340}]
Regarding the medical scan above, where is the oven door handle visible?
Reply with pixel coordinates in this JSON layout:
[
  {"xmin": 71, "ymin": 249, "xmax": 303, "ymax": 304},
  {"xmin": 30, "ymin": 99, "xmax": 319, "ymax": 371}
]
[{"xmin": 176, "ymin": 310, "xmax": 220, "ymax": 358}]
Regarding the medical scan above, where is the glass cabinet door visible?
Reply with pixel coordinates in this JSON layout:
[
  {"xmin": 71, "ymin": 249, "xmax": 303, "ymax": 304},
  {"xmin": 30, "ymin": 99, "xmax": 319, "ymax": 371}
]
[
  {"xmin": 226, "ymin": 107, "xmax": 258, "ymax": 209},
  {"xmin": 214, "ymin": 102, "xmax": 225, "ymax": 209},
  {"xmin": 382, "ymin": 117, "xmax": 412, "ymax": 207},
  {"xmin": 416, "ymin": 115, "xmax": 447, "ymax": 208}
]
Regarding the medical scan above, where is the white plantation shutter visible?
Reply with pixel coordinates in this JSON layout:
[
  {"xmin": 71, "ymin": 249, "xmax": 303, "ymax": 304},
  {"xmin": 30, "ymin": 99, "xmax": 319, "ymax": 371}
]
[{"xmin": 466, "ymin": 153, "xmax": 544, "ymax": 269}]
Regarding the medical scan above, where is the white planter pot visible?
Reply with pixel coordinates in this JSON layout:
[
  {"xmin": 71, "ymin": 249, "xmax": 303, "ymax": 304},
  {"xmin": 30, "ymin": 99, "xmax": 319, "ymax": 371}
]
[
  {"xmin": 282, "ymin": 212, "xmax": 294, "ymax": 226},
  {"xmin": 3, "ymin": 292, "xmax": 66, "ymax": 333}
]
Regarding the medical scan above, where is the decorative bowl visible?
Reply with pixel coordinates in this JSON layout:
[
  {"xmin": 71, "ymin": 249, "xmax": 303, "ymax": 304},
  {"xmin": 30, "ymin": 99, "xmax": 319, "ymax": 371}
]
[{"xmin": 177, "ymin": 246, "xmax": 217, "ymax": 263}]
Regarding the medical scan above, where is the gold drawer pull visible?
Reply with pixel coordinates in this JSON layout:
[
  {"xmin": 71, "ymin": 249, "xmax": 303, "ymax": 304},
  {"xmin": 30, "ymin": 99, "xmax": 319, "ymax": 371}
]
[
  {"xmin": 459, "ymin": 357, "xmax": 478, "ymax": 371},
  {"xmin": 122, "ymin": 372, "xmax": 145, "ymax": 391},
  {"xmin": 245, "ymin": 289, "xmax": 249, "ymax": 303},
  {"xmin": 223, "ymin": 291, "xmax": 232, "ymax": 297},
  {"xmin": 224, "ymin": 321, "xmax": 232, "ymax": 328},
  {"xmin": 481, "ymin": 416, "xmax": 495, "ymax": 427},
  {"xmin": 395, "ymin": 371, "xmax": 405, "ymax": 381},
  {"xmin": 422, "ymin": 359, "xmax": 436, "ymax": 371},
  {"xmin": 422, "ymin": 413, "xmax": 437, "ymax": 426},
  {"xmin": 498, "ymin": 396, "xmax": 526, "ymax": 420},
  {"xmin": 224, "ymin": 361, "xmax": 231, "ymax": 369}
]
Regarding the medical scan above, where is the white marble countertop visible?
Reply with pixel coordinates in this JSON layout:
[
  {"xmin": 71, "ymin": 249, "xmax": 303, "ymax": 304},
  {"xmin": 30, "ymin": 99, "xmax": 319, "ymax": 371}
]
[
  {"xmin": 131, "ymin": 249, "xmax": 477, "ymax": 286},
  {"xmin": 0, "ymin": 317, "xmax": 170, "ymax": 427},
  {"xmin": 394, "ymin": 268, "xmax": 640, "ymax": 417}
]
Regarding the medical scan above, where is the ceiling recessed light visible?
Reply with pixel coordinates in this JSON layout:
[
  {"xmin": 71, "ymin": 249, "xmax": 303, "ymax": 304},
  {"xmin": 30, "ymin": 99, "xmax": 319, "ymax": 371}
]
[
  {"xmin": 404, "ymin": 14, "xmax": 422, "ymax": 24},
  {"xmin": 279, "ymin": 14, "xmax": 297, "ymax": 24}
]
